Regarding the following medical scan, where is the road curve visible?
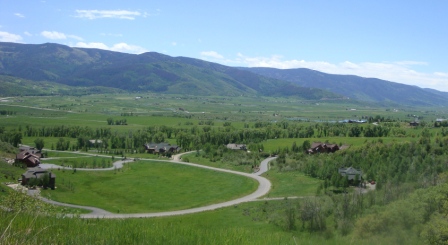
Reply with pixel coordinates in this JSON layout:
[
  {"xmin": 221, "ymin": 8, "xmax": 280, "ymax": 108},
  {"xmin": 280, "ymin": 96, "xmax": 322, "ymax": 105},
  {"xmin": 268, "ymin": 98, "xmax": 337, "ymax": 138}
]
[{"xmin": 38, "ymin": 151, "xmax": 276, "ymax": 219}]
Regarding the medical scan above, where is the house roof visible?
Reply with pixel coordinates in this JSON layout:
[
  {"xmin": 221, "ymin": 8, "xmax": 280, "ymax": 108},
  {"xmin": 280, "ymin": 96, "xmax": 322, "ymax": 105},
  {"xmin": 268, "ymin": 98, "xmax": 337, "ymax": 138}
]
[
  {"xmin": 226, "ymin": 143, "xmax": 247, "ymax": 150},
  {"xmin": 22, "ymin": 167, "xmax": 55, "ymax": 179},
  {"xmin": 144, "ymin": 142, "xmax": 180, "ymax": 152},
  {"xmin": 311, "ymin": 142, "xmax": 323, "ymax": 149},
  {"xmin": 338, "ymin": 167, "xmax": 362, "ymax": 180},
  {"xmin": 89, "ymin": 139, "xmax": 103, "ymax": 144},
  {"xmin": 16, "ymin": 151, "xmax": 41, "ymax": 166}
]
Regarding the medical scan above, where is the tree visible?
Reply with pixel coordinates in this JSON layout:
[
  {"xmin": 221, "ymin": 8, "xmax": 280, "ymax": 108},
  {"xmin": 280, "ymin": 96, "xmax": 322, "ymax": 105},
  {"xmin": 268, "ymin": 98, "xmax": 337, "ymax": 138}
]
[
  {"xmin": 34, "ymin": 138, "xmax": 45, "ymax": 151},
  {"xmin": 56, "ymin": 138, "xmax": 69, "ymax": 151},
  {"xmin": 302, "ymin": 140, "xmax": 311, "ymax": 151},
  {"xmin": 291, "ymin": 141, "xmax": 299, "ymax": 153}
]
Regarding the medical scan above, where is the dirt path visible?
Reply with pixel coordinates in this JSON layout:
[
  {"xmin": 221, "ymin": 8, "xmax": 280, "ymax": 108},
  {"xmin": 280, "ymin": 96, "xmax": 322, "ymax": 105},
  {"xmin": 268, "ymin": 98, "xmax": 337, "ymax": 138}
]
[{"xmin": 35, "ymin": 151, "xmax": 276, "ymax": 219}]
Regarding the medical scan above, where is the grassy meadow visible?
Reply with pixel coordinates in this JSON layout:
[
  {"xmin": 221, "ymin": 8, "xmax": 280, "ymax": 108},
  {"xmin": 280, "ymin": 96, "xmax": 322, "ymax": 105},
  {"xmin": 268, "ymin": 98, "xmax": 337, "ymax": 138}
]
[{"xmin": 41, "ymin": 161, "xmax": 257, "ymax": 213}]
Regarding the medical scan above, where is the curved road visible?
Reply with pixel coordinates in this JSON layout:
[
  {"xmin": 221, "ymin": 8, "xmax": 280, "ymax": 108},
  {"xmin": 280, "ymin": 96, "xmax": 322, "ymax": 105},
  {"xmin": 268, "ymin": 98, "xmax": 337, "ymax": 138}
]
[{"xmin": 38, "ymin": 151, "xmax": 276, "ymax": 219}]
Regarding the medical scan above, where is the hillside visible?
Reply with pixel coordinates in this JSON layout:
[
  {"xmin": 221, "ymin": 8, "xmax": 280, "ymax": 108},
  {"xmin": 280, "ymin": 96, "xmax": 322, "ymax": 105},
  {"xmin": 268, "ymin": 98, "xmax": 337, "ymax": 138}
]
[
  {"xmin": 0, "ymin": 42, "xmax": 339, "ymax": 100},
  {"xmin": 244, "ymin": 67, "xmax": 448, "ymax": 106},
  {"xmin": 0, "ymin": 75, "xmax": 124, "ymax": 96}
]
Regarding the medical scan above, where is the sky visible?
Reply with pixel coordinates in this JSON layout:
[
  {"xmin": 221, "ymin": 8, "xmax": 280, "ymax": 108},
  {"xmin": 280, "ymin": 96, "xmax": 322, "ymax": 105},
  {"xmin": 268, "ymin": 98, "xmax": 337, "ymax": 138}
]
[{"xmin": 1, "ymin": 0, "xmax": 448, "ymax": 91}]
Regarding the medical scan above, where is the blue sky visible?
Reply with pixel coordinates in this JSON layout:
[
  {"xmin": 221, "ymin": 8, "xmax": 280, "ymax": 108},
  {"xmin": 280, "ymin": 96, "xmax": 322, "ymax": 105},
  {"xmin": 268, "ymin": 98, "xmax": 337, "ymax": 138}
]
[{"xmin": 1, "ymin": 0, "xmax": 448, "ymax": 91}]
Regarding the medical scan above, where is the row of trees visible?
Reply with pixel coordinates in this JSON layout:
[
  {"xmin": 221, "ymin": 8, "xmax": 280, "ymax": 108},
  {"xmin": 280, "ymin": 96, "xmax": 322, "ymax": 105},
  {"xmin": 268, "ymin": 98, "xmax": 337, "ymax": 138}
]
[
  {"xmin": 106, "ymin": 118, "xmax": 127, "ymax": 125},
  {"xmin": 17, "ymin": 120, "xmax": 408, "ymax": 143},
  {"xmin": 0, "ymin": 118, "xmax": 437, "ymax": 155}
]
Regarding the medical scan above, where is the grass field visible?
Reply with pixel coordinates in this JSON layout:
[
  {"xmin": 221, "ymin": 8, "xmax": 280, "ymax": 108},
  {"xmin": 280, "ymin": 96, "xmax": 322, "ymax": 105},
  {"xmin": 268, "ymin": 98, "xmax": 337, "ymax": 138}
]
[
  {"xmin": 41, "ymin": 161, "xmax": 257, "ymax": 213},
  {"xmin": 1, "ymin": 93, "xmax": 444, "ymax": 127},
  {"xmin": 262, "ymin": 169, "xmax": 322, "ymax": 198},
  {"xmin": 0, "ymin": 197, "xmax": 424, "ymax": 244},
  {"xmin": 41, "ymin": 156, "xmax": 114, "ymax": 169},
  {"xmin": 181, "ymin": 152, "xmax": 255, "ymax": 173}
]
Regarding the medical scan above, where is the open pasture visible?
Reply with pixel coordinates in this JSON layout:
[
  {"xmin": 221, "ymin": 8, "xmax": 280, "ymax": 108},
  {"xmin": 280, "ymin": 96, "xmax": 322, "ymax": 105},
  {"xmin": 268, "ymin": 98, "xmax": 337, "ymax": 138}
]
[{"xmin": 2, "ymin": 94, "xmax": 444, "ymax": 126}]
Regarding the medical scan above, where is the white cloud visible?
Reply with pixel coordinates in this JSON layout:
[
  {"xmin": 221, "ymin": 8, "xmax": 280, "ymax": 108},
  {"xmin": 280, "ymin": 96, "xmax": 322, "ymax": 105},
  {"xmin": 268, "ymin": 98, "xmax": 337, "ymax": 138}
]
[
  {"xmin": 41, "ymin": 31, "xmax": 66, "ymax": 39},
  {"xmin": 24, "ymin": 31, "xmax": 32, "ymax": 36},
  {"xmin": 434, "ymin": 72, "xmax": 448, "ymax": 78},
  {"xmin": 171, "ymin": 42, "xmax": 177, "ymax": 46},
  {"xmin": 200, "ymin": 51, "xmax": 224, "ymax": 59},
  {"xmin": 233, "ymin": 54, "xmax": 448, "ymax": 92},
  {"xmin": 203, "ymin": 52, "xmax": 448, "ymax": 92},
  {"xmin": 14, "ymin": 13, "xmax": 25, "ymax": 18},
  {"xmin": 41, "ymin": 31, "xmax": 83, "ymax": 41},
  {"xmin": 67, "ymin": 34, "xmax": 83, "ymax": 41},
  {"xmin": 0, "ymin": 31, "xmax": 23, "ymax": 42},
  {"xmin": 75, "ymin": 10, "xmax": 142, "ymax": 20},
  {"xmin": 74, "ymin": 42, "xmax": 108, "ymax": 50},
  {"xmin": 100, "ymin": 33, "xmax": 123, "ymax": 37},
  {"xmin": 74, "ymin": 42, "xmax": 148, "ymax": 54}
]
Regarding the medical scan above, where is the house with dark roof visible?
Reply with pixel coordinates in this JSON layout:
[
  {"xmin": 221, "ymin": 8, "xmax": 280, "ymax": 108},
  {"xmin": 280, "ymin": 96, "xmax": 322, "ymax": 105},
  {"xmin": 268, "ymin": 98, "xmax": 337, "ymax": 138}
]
[
  {"xmin": 307, "ymin": 142, "xmax": 339, "ymax": 154},
  {"xmin": 144, "ymin": 142, "xmax": 181, "ymax": 154},
  {"xmin": 226, "ymin": 143, "xmax": 247, "ymax": 150},
  {"xmin": 15, "ymin": 150, "xmax": 42, "ymax": 168},
  {"xmin": 88, "ymin": 139, "xmax": 103, "ymax": 147},
  {"xmin": 410, "ymin": 121, "xmax": 419, "ymax": 126},
  {"xmin": 338, "ymin": 167, "xmax": 362, "ymax": 181},
  {"xmin": 21, "ymin": 167, "xmax": 56, "ymax": 189}
]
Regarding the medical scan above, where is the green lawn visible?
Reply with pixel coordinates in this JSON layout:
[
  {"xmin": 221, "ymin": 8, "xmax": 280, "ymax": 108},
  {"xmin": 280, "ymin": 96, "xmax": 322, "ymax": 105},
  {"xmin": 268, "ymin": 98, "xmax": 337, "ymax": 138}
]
[
  {"xmin": 41, "ymin": 161, "xmax": 257, "ymax": 213},
  {"xmin": 182, "ymin": 152, "xmax": 255, "ymax": 173},
  {"xmin": 263, "ymin": 168, "xmax": 322, "ymax": 198},
  {"xmin": 41, "ymin": 156, "xmax": 114, "ymax": 169}
]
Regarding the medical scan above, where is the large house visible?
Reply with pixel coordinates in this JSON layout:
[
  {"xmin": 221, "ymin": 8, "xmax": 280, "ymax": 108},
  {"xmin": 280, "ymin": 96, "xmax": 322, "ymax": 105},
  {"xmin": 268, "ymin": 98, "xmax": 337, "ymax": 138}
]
[
  {"xmin": 15, "ymin": 146, "xmax": 42, "ymax": 167},
  {"xmin": 144, "ymin": 142, "xmax": 181, "ymax": 154},
  {"xmin": 226, "ymin": 143, "xmax": 247, "ymax": 150},
  {"xmin": 338, "ymin": 167, "xmax": 362, "ymax": 181},
  {"xmin": 307, "ymin": 142, "xmax": 339, "ymax": 154},
  {"xmin": 409, "ymin": 121, "xmax": 419, "ymax": 126},
  {"xmin": 21, "ymin": 167, "xmax": 56, "ymax": 190},
  {"xmin": 88, "ymin": 139, "xmax": 103, "ymax": 147}
]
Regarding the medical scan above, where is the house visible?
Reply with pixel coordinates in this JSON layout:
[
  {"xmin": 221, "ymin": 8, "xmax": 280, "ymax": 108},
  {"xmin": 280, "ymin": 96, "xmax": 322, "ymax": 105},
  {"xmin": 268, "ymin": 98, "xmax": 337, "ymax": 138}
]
[
  {"xmin": 226, "ymin": 143, "xmax": 247, "ymax": 150},
  {"xmin": 410, "ymin": 121, "xmax": 419, "ymax": 126},
  {"xmin": 19, "ymin": 146, "xmax": 39, "ymax": 153},
  {"xmin": 15, "ymin": 149, "xmax": 42, "ymax": 168},
  {"xmin": 307, "ymin": 142, "xmax": 339, "ymax": 154},
  {"xmin": 144, "ymin": 142, "xmax": 181, "ymax": 154},
  {"xmin": 338, "ymin": 167, "xmax": 362, "ymax": 181},
  {"xmin": 21, "ymin": 167, "xmax": 56, "ymax": 190},
  {"xmin": 88, "ymin": 139, "xmax": 103, "ymax": 147}
]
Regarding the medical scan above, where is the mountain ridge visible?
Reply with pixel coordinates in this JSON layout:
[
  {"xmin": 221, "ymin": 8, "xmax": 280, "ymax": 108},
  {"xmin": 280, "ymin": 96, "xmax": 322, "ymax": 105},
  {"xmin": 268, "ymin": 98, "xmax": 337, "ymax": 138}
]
[
  {"xmin": 0, "ymin": 42, "xmax": 339, "ymax": 100},
  {"xmin": 242, "ymin": 67, "xmax": 448, "ymax": 106},
  {"xmin": 1, "ymin": 42, "xmax": 447, "ymax": 106}
]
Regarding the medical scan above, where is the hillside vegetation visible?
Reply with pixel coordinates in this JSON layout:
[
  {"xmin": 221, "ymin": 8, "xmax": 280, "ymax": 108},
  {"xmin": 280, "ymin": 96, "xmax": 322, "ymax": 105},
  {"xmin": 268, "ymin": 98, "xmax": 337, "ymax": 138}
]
[
  {"xmin": 244, "ymin": 67, "xmax": 448, "ymax": 106},
  {"xmin": 0, "ymin": 42, "xmax": 339, "ymax": 100}
]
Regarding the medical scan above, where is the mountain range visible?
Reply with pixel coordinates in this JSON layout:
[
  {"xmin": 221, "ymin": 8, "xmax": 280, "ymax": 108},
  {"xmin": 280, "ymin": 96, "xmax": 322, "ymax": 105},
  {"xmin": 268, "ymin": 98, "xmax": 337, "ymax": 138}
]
[
  {"xmin": 0, "ymin": 42, "xmax": 447, "ymax": 106},
  {"xmin": 242, "ymin": 67, "xmax": 448, "ymax": 106}
]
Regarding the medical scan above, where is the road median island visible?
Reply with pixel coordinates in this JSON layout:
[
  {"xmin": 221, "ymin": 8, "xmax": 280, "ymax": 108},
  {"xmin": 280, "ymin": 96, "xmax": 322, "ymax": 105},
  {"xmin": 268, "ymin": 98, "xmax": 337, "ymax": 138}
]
[{"xmin": 34, "ymin": 151, "xmax": 275, "ymax": 218}]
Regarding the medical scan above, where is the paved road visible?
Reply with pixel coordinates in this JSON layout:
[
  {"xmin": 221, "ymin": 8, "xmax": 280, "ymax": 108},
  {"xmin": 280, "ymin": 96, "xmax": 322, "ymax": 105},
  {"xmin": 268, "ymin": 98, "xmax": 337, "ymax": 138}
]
[
  {"xmin": 40, "ymin": 159, "xmax": 133, "ymax": 171},
  {"xmin": 37, "ymin": 151, "xmax": 276, "ymax": 219}
]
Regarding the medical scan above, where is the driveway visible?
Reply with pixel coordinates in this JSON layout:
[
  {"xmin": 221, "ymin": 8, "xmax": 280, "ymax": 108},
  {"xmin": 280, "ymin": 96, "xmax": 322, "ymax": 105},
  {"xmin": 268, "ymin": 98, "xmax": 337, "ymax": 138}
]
[{"xmin": 36, "ymin": 151, "xmax": 276, "ymax": 219}]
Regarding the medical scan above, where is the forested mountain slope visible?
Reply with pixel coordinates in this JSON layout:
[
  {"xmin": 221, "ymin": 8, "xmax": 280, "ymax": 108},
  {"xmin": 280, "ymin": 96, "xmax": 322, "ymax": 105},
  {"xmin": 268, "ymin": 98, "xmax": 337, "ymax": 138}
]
[
  {"xmin": 244, "ymin": 67, "xmax": 448, "ymax": 106},
  {"xmin": 0, "ymin": 42, "xmax": 339, "ymax": 100}
]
